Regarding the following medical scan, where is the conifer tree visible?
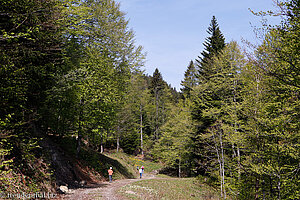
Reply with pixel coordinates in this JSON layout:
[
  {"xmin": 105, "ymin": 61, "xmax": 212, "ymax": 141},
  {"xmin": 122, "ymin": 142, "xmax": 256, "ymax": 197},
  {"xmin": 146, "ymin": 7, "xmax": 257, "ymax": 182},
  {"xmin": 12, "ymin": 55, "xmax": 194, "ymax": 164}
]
[
  {"xmin": 181, "ymin": 60, "xmax": 197, "ymax": 98},
  {"xmin": 191, "ymin": 41, "xmax": 245, "ymax": 197},
  {"xmin": 196, "ymin": 16, "xmax": 225, "ymax": 83},
  {"xmin": 149, "ymin": 68, "xmax": 166, "ymax": 140}
]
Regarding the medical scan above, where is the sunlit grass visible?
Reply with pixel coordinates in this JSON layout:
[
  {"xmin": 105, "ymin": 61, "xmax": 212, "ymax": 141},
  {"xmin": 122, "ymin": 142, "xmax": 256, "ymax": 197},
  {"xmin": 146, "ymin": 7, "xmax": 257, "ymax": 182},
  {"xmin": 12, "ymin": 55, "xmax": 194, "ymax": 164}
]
[
  {"xmin": 118, "ymin": 178, "xmax": 219, "ymax": 200},
  {"xmin": 109, "ymin": 152, "xmax": 164, "ymax": 174}
]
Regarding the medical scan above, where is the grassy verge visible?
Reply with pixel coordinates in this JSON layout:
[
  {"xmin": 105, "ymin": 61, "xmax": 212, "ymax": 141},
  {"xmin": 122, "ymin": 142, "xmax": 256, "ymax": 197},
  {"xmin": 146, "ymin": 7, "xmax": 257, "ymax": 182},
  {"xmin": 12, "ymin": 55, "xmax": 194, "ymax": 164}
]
[
  {"xmin": 108, "ymin": 152, "xmax": 164, "ymax": 174},
  {"xmin": 118, "ymin": 178, "xmax": 219, "ymax": 200}
]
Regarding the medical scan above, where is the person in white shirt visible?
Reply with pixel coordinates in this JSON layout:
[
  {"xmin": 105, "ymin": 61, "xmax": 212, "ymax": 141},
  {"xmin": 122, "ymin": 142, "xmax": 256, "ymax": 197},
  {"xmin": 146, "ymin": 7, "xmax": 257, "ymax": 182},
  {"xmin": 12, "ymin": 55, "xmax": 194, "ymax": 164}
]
[{"xmin": 139, "ymin": 168, "xmax": 143, "ymax": 178}]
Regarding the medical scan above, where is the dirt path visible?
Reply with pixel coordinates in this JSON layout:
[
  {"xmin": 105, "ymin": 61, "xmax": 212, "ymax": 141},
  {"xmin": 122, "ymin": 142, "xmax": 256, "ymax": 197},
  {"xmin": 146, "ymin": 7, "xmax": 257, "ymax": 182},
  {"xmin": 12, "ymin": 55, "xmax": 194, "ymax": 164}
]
[{"xmin": 61, "ymin": 174, "xmax": 156, "ymax": 200}]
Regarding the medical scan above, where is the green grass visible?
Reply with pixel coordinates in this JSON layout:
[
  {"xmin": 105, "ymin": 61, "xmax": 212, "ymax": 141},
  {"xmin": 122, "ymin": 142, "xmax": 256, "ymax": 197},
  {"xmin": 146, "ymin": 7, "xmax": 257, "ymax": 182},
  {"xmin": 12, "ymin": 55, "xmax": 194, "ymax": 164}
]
[
  {"xmin": 108, "ymin": 152, "xmax": 164, "ymax": 173},
  {"xmin": 155, "ymin": 174, "xmax": 172, "ymax": 178},
  {"xmin": 118, "ymin": 178, "xmax": 219, "ymax": 200}
]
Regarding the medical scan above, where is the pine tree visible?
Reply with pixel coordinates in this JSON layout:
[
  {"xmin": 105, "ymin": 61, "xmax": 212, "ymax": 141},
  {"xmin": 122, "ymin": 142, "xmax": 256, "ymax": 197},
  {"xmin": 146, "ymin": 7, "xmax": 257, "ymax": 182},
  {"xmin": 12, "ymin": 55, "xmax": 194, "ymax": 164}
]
[
  {"xmin": 191, "ymin": 41, "xmax": 246, "ymax": 198},
  {"xmin": 149, "ymin": 68, "xmax": 166, "ymax": 140},
  {"xmin": 181, "ymin": 60, "xmax": 197, "ymax": 98},
  {"xmin": 196, "ymin": 16, "xmax": 225, "ymax": 83}
]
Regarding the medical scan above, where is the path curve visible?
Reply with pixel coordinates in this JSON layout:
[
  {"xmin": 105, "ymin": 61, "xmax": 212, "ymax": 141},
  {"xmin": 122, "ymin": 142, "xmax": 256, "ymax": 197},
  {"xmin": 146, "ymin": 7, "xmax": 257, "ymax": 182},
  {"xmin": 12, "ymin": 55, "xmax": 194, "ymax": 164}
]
[{"xmin": 62, "ymin": 174, "xmax": 156, "ymax": 200}]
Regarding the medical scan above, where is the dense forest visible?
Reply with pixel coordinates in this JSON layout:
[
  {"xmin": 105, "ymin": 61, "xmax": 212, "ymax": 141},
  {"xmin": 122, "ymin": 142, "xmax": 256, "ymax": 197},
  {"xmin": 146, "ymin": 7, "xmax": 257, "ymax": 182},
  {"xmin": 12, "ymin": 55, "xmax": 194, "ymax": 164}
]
[{"xmin": 0, "ymin": 0, "xmax": 299, "ymax": 199}]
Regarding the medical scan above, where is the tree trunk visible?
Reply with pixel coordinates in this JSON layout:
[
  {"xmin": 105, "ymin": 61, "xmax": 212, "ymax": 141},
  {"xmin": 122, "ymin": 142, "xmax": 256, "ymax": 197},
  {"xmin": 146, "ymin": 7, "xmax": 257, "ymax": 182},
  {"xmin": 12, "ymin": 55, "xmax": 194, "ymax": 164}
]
[
  {"xmin": 76, "ymin": 134, "xmax": 82, "ymax": 158},
  {"xmin": 155, "ymin": 88, "xmax": 159, "ymax": 140},
  {"xmin": 76, "ymin": 98, "xmax": 84, "ymax": 158},
  {"xmin": 277, "ymin": 175, "xmax": 281, "ymax": 200},
  {"xmin": 140, "ymin": 104, "xmax": 143, "ymax": 155},
  {"xmin": 178, "ymin": 158, "xmax": 181, "ymax": 178},
  {"xmin": 220, "ymin": 128, "xmax": 226, "ymax": 199},
  {"xmin": 117, "ymin": 136, "xmax": 120, "ymax": 152},
  {"xmin": 117, "ymin": 125, "xmax": 120, "ymax": 152},
  {"xmin": 100, "ymin": 130, "xmax": 103, "ymax": 153},
  {"xmin": 237, "ymin": 146, "xmax": 241, "ymax": 181},
  {"xmin": 255, "ymin": 178, "xmax": 259, "ymax": 200},
  {"xmin": 212, "ymin": 129, "xmax": 223, "ymax": 198}
]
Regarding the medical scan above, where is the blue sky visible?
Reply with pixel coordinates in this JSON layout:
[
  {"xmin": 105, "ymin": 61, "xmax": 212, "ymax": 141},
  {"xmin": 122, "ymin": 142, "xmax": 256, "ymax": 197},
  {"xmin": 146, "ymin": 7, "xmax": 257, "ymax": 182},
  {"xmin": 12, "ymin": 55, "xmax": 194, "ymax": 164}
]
[{"xmin": 116, "ymin": 0, "xmax": 280, "ymax": 90}]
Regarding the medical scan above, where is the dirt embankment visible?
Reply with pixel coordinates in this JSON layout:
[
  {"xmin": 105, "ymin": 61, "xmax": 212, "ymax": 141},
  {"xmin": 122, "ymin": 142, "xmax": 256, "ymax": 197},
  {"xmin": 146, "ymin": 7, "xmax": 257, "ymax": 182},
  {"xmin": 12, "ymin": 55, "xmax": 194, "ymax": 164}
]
[{"xmin": 39, "ymin": 136, "xmax": 104, "ymax": 192}]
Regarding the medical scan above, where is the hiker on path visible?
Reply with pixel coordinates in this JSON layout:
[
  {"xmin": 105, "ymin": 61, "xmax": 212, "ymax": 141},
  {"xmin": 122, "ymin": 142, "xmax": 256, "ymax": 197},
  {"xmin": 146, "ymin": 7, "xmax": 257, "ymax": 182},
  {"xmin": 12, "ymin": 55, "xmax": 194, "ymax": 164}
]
[
  {"xmin": 139, "ymin": 168, "xmax": 143, "ymax": 178},
  {"xmin": 108, "ymin": 167, "xmax": 113, "ymax": 183},
  {"xmin": 141, "ymin": 165, "xmax": 144, "ymax": 173}
]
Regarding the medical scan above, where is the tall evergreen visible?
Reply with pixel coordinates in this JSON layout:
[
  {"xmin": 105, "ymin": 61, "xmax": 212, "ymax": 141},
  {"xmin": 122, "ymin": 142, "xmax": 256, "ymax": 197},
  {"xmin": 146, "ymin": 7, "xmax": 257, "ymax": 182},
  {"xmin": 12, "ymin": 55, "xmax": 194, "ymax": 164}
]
[
  {"xmin": 149, "ymin": 68, "xmax": 165, "ymax": 140},
  {"xmin": 181, "ymin": 60, "xmax": 197, "ymax": 98},
  {"xmin": 196, "ymin": 16, "xmax": 225, "ymax": 83},
  {"xmin": 150, "ymin": 68, "xmax": 165, "ymax": 93}
]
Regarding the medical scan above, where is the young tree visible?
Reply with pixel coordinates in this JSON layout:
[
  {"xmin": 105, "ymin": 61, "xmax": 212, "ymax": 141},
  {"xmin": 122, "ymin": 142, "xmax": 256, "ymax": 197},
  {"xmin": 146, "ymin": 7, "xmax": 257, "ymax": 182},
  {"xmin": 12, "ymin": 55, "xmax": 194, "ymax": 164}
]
[
  {"xmin": 153, "ymin": 100, "xmax": 194, "ymax": 177},
  {"xmin": 181, "ymin": 60, "xmax": 197, "ymax": 98},
  {"xmin": 118, "ymin": 72, "xmax": 150, "ymax": 154}
]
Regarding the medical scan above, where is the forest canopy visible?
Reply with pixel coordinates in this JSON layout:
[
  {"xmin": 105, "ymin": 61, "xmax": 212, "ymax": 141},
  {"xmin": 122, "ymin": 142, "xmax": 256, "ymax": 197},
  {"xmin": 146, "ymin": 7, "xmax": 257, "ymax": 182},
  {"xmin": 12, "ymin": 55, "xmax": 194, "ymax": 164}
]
[{"xmin": 0, "ymin": 0, "xmax": 299, "ymax": 199}]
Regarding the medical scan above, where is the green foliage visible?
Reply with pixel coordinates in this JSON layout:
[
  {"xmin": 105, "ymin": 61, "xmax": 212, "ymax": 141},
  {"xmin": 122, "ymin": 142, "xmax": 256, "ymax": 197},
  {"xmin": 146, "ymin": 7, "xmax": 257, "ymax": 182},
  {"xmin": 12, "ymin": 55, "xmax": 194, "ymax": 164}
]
[
  {"xmin": 236, "ymin": 2, "xmax": 300, "ymax": 197},
  {"xmin": 181, "ymin": 60, "xmax": 198, "ymax": 98},
  {"xmin": 0, "ymin": 0, "xmax": 145, "ymax": 193},
  {"xmin": 1, "ymin": 0, "xmax": 299, "ymax": 198},
  {"xmin": 152, "ymin": 99, "xmax": 194, "ymax": 176},
  {"xmin": 189, "ymin": 2, "xmax": 300, "ymax": 199},
  {"xmin": 196, "ymin": 16, "xmax": 225, "ymax": 84},
  {"xmin": 0, "ymin": 0, "xmax": 64, "ymax": 193},
  {"xmin": 121, "ymin": 131, "xmax": 140, "ymax": 154}
]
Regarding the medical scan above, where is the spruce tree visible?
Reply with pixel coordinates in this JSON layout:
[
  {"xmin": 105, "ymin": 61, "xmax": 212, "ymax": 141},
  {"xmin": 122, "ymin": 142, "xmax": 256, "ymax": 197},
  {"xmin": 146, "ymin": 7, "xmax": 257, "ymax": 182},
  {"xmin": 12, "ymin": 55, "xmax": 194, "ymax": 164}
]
[
  {"xmin": 196, "ymin": 16, "xmax": 225, "ymax": 83},
  {"xmin": 181, "ymin": 60, "xmax": 197, "ymax": 98},
  {"xmin": 149, "ymin": 68, "xmax": 165, "ymax": 140}
]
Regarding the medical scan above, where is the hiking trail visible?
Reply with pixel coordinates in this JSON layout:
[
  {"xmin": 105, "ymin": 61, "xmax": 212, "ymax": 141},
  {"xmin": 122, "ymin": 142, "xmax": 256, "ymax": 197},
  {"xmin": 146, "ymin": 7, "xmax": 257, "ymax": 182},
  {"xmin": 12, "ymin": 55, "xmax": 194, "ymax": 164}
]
[{"xmin": 60, "ymin": 173, "xmax": 156, "ymax": 200}]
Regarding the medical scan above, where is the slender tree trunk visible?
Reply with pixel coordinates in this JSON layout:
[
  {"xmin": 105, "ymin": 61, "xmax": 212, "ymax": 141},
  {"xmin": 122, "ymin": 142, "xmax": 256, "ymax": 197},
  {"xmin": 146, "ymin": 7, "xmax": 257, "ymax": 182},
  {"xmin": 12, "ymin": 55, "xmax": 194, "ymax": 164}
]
[
  {"xmin": 155, "ymin": 89, "xmax": 159, "ymax": 140},
  {"xmin": 116, "ymin": 125, "xmax": 120, "ymax": 152},
  {"xmin": 255, "ymin": 178, "xmax": 259, "ymax": 200},
  {"xmin": 220, "ymin": 128, "xmax": 226, "ymax": 199},
  {"xmin": 76, "ymin": 98, "xmax": 84, "ymax": 158},
  {"xmin": 277, "ymin": 174, "xmax": 281, "ymax": 200},
  {"xmin": 140, "ymin": 104, "xmax": 143, "ymax": 155},
  {"xmin": 117, "ymin": 137, "xmax": 120, "ymax": 152},
  {"xmin": 262, "ymin": 179, "xmax": 266, "ymax": 200},
  {"xmin": 233, "ymin": 79, "xmax": 241, "ymax": 180},
  {"xmin": 237, "ymin": 146, "xmax": 241, "ymax": 181},
  {"xmin": 100, "ymin": 130, "xmax": 104, "ymax": 153},
  {"xmin": 76, "ymin": 134, "xmax": 82, "ymax": 158},
  {"xmin": 178, "ymin": 157, "xmax": 181, "ymax": 178},
  {"xmin": 212, "ymin": 129, "xmax": 223, "ymax": 198}
]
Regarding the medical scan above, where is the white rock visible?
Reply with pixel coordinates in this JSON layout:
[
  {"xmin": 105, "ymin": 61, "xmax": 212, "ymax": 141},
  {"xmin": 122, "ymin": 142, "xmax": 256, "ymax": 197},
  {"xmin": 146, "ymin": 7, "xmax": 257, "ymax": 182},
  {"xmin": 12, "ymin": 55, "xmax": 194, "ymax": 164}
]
[{"xmin": 59, "ymin": 185, "xmax": 69, "ymax": 194}]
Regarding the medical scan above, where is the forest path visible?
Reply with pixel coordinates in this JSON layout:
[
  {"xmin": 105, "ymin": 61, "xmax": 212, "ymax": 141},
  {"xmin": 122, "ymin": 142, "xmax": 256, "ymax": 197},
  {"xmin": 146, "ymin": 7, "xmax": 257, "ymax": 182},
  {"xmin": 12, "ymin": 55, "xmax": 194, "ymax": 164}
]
[{"xmin": 62, "ymin": 173, "xmax": 156, "ymax": 200}]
